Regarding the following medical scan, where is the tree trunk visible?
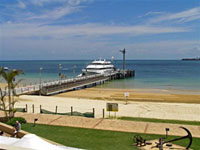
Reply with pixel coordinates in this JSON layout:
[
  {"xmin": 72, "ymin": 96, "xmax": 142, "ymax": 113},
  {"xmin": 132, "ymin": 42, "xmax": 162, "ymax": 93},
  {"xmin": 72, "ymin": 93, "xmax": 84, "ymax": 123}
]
[
  {"xmin": 8, "ymin": 84, "xmax": 12, "ymax": 118},
  {"xmin": 12, "ymin": 93, "xmax": 15, "ymax": 118}
]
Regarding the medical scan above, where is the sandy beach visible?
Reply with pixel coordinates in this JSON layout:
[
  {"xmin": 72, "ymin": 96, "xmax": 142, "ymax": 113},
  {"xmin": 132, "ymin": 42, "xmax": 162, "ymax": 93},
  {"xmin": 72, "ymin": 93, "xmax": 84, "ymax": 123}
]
[
  {"xmin": 15, "ymin": 87, "xmax": 200, "ymax": 121},
  {"xmin": 55, "ymin": 88, "xmax": 200, "ymax": 104},
  {"xmin": 1, "ymin": 82, "xmax": 200, "ymax": 121},
  {"xmin": 0, "ymin": 83, "xmax": 7, "ymax": 89}
]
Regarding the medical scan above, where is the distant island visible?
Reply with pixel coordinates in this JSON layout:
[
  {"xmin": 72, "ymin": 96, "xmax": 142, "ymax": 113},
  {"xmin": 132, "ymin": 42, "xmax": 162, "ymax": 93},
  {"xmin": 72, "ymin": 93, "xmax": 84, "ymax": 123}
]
[{"xmin": 182, "ymin": 57, "xmax": 200, "ymax": 61}]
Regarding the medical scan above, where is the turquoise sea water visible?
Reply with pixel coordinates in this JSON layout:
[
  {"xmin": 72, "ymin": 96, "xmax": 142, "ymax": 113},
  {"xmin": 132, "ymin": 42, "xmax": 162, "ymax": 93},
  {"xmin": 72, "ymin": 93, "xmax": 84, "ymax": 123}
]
[{"xmin": 0, "ymin": 60, "xmax": 200, "ymax": 91}]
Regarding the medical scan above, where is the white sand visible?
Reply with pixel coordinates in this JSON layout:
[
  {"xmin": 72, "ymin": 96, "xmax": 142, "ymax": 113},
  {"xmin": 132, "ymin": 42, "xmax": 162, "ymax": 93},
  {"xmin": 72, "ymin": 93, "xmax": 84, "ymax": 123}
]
[{"xmin": 17, "ymin": 95, "xmax": 200, "ymax": 121}]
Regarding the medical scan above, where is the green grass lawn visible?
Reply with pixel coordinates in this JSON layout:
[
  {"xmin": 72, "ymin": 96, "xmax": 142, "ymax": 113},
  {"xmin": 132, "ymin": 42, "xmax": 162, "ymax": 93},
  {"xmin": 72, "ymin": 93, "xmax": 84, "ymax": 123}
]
[
  {"xmin": 118, "ymin": 116, "xmax": 200, "ymax": 126},
  {"xmin": 22, "ymin": 123, "xmax": 200, "ymax": 150}
]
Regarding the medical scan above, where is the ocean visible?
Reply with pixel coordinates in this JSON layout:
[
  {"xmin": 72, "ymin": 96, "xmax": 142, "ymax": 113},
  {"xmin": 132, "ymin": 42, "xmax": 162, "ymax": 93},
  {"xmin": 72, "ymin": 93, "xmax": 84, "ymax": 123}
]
[{"xmin": 0, "ymin": 60, "xmax": 200, "ymax": 92}]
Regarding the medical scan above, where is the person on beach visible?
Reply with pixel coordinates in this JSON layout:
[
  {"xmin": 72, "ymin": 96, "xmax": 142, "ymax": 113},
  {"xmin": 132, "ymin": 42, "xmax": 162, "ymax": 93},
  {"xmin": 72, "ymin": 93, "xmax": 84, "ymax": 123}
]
[
  {"xmin": 13, "ymin": 121, "xmax": 21, "ymax": 137},
  {"xmin": 0, "ymin": 131, "xmax": 5, "ymax": 136}
]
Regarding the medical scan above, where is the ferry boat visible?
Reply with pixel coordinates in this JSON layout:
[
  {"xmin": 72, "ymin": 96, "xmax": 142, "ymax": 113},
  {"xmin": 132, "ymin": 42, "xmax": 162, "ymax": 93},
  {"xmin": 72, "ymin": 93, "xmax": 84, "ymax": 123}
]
[
  {"xmin": 3, "ymin": 67, "xmax": 8, "ymax": 70},
  {"xmin": 0, "ymin": 67, "xmax": 9, "ymax": 71},
  {"xmin": 81, "ymin": 59, "xmax": 116, "ymax": 76}
]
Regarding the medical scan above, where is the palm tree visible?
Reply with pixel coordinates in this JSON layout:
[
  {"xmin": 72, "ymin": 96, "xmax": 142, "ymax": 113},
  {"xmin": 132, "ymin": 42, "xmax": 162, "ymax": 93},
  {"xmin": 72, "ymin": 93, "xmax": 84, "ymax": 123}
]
[
  {"xmin": 0, "ymin": 88, "xmax": 9, "ymax": 120},
  {"xmin": 0, "ymin": 68, "xmax": 24, "ymax": 118},
  {"xmin": 10, "ymin": 78, "xmax": 23, "ymax": 117}
]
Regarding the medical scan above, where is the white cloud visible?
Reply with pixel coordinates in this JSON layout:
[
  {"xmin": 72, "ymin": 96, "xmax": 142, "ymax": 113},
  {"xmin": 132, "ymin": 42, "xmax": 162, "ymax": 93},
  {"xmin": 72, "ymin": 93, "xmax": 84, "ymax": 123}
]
[
  {"xmin": 2, "ymin": 36, "xmax": 199, "ymax": 60},
  {"xmin": 0, "ymin": 2, "xmax": 198, "ymax": 60},
  {"xmin": 68, "ymin": 0, "xmax": 93, "ymax": 6},
  {"xmin": 18, "ymin": 0, "xmax": 26, "ymax": 9},
  {"xmin": 1, "ymin": 22, "xmax": 190, "ymax": 39},
  {"xmin": 118, "ymin": 40, "xmax": 200, "ymax": 59},
  {"xmin": 6, "ymin": 0, "xmax": 90, "ymax": 22},
  {"xmin": 138, "ymin": 11, "xmax": 165, "ymax": 18},
  {"xmin": 68, "ymin": 0, "xmax": 81, "ymax": 5},
  {"xmin": 30, "ymin": 0, "xmax": 92, "ymax": 6},
  {"xmin": 30, "ymin": 0, "xmax": 58, "ymax": 6},
  {"xmin": 149, "ymin": 7, "xmax": 200, "ymax": 24},
  {"xmin": 28, "ymin": 6, "xmax": 80, "ymax": 20}
]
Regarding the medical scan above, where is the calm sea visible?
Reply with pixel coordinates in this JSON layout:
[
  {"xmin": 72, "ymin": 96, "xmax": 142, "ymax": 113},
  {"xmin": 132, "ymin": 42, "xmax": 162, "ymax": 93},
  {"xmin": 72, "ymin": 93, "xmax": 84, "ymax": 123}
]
[{"xmin": 0, "ymin": 60, "xmax": 200, "ymax": 91}]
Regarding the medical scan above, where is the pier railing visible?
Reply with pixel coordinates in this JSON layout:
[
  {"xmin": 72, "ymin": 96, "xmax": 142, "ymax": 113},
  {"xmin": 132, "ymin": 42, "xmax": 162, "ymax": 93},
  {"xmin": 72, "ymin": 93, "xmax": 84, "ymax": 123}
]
[
  {"xmin": 12, "ymin": 74, "xmax": 108, "ymax": 95},
  {"xmin": 6, "ymin": 70, "xmax": 134, "ymax": 96}
]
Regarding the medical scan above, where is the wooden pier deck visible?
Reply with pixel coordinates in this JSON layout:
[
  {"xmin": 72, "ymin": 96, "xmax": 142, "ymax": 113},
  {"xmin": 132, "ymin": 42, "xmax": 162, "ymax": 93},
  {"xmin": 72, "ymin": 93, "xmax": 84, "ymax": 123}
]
[{"xmin": 13, "ymin": 70, "xmax": 134, "ymax": 96}]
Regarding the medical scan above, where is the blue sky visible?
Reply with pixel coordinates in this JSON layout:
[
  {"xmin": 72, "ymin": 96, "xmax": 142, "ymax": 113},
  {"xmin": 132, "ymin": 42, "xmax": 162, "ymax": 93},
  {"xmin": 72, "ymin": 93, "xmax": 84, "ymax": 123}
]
[{"xmin": 0, "ymin": 0, "xmax": 199, "ymax": 60}]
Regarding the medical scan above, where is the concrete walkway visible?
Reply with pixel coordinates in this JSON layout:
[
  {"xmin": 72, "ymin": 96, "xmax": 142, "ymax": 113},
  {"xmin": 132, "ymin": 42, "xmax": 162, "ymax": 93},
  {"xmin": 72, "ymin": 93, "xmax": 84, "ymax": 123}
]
[{"xmin": 15, "ymin": 112, "xmax": 200, "ymax": 138}]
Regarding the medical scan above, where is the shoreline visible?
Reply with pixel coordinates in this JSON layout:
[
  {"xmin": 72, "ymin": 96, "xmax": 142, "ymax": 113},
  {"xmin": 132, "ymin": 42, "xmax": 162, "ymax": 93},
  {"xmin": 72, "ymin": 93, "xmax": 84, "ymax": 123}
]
[
  {"xmin": 1, "ymin": 82, "xmax": 199, "ymax": 104},
  {"xmin": 95, "ymin": 87, "xmax": 200, "ymax": 95}
]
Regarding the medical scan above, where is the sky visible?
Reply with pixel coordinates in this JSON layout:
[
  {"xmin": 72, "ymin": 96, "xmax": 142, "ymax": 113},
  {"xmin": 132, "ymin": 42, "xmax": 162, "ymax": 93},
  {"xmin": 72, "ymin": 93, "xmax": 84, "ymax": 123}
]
[{"xmin": 0, "ymin": 0, "xmax": 199, "ymax": 60}]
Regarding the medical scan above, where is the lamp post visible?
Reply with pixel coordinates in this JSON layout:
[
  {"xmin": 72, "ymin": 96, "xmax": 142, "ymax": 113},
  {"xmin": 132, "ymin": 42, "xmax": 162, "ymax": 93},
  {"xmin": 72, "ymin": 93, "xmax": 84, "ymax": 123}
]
[
  {"xmin": 73, "ymin": 65, "xmax": 77, "ymax": 78},
  {"xmin": 39, "ymin": 67, "xmax": 43, "ymax": 96},
  {"xmin": 111, "ymin": 56, "xmax": 114, "ymax": 62},
  {"xmin": 34, "ymin": 118, "xmax": 38, "ymax": 127},
  {"xmin": 166, "ymin": 128, "xmax": 170, "ymax": 139},
  {"xmin": 85, "ymin": 62, "xmax": 88, "ymax": 76},
  {"xmin": 59, "ymin": 64, "xmax": 62, "ymax": 80},
  {"xmin": 110, "ymin": 56, "xmax": 114, "ymax": 79},
  {"xmin": 111, "ymin": 56, "xmax": 114, "ymax": 70}
]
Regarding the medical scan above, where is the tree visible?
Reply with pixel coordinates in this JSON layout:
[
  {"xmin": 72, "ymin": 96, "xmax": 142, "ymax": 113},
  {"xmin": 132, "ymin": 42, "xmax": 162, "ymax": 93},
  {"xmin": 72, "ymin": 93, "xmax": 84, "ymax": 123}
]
[
  {"xmin": 10, "ymin": 78, "xmax": 23, "ymax": 117},
  {"xmin": 0, "ymin": 68, "xmax": 24, "ymax": 118}
]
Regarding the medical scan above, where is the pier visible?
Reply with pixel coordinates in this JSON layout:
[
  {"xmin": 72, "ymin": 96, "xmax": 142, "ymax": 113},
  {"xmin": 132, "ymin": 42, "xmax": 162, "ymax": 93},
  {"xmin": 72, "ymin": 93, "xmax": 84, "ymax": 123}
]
[{"xmin": 14, "ymin": 70, "xmax": 135, "ymax": 96}]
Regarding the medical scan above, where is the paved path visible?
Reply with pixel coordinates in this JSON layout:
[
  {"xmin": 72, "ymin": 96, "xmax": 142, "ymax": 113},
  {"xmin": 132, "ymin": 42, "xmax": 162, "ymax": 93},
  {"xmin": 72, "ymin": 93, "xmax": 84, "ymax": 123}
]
[{"xmin": 15, "ymin": 112, "xmax": 200, "ymax": 138}]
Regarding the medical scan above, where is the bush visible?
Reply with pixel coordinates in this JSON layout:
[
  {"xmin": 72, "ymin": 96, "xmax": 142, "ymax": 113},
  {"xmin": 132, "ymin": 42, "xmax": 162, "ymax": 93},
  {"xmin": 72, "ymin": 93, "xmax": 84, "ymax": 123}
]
[
  {"xmin": 15, "ymin": 108, "xmax": 26, "ymax": 112},
  {"xmin": 83, "ymin": 112, "xmax": 94, "ymax": 118},
  {"xmin": 6, "ymin": 117, "xmax": 27, "ymax": 126}
]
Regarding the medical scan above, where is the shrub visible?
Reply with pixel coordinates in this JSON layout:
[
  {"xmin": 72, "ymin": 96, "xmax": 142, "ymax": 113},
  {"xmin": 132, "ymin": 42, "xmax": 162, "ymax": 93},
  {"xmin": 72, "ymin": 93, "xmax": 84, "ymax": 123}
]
[
  {"xmin": 6, "ymin": 117, "xmax": 27, "ymax": 126},
  {"xmin": 15, "ymin": 108, "xmax": 26, "ymax": 112},
  {"xmin": 83, "ymin": 112, "xmax": 94, "ymax": 118}
]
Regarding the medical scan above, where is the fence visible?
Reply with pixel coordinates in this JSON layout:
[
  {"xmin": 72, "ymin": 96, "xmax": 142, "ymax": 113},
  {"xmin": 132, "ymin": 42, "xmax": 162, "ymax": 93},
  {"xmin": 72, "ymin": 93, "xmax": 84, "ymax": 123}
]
[
  {"xmin": 14, "ymin": 104, "xmax": 95, "ymax": 118},
  {"xmin": 2, "ymin": 104, "xmax": 112, "ymax": 119}
]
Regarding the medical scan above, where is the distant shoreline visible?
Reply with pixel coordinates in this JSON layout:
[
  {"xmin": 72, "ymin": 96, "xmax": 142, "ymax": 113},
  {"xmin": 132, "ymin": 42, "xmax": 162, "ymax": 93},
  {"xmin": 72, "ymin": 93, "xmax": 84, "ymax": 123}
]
[{"xmin": 182, "ymin": 58, "xmax": 200, "ymax": 61}]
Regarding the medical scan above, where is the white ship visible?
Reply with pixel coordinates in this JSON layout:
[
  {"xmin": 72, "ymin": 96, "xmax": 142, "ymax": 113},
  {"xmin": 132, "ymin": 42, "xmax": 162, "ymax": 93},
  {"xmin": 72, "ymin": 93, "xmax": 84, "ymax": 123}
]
[{"xmin": 81, "ymin": 59, "xmax": 116, "ymax": 76}]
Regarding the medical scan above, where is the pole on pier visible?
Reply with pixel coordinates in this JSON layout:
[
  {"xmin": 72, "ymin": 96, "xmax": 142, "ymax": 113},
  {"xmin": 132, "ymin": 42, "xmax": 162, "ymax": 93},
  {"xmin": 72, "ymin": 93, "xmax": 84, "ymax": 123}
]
[
  {"xmin": 39, "ymin": 67, "xmax": 43, "ymax": 96},
  {"xmin": 59, "ymin": 64, "xmax": 62, "ymax": 80},
  {"xmin": 120, "ymin": 48, "xmax": 126, "ymax": 76},
  {"xmin": 73, "ymin": 65, "xmax": 76, "ymax": 78}
]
